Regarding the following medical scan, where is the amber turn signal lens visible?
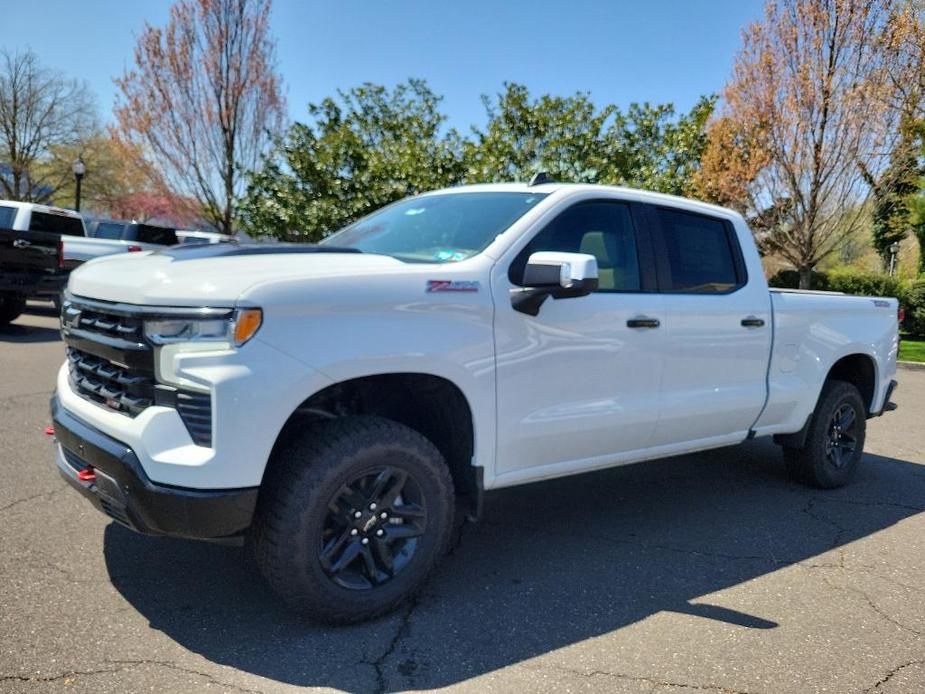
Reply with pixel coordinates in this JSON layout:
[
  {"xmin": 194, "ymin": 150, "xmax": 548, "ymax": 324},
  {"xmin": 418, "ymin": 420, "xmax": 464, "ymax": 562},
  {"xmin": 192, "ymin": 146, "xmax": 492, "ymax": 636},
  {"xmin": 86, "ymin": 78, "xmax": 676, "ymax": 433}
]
[{"xmin": 233, "ymin": 309, "xmax": 263, "ymax": 346}]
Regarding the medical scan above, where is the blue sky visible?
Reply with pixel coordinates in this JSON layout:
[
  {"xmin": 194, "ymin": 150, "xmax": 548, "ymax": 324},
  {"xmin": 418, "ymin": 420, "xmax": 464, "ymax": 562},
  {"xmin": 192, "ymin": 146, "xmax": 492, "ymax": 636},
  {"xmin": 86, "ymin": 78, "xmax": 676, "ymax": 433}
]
[{"xmin": 7, "ymin": 0, "xmax": 765, "ymax": 131}]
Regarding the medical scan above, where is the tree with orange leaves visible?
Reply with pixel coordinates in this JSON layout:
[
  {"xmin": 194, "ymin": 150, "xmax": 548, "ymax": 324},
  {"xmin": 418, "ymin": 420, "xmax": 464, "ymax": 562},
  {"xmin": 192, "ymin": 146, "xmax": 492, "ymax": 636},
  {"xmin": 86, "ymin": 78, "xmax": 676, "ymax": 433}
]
[
  {"xmin": 696, "ymin": 0, "xmax": 921, "ymax": 288},
  {"xmin": 115, "ymin": 0, "xmax": 285, "ymax": 235}
]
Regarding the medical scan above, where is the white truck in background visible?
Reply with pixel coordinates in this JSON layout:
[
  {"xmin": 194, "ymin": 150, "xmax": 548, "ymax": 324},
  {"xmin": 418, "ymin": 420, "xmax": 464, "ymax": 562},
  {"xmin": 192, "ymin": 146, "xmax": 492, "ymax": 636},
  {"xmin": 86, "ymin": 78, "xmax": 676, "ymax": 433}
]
[
  {"xmin": 0, "ymin": 201, "xmax": 139, "ymax": 268},
  {"xmin": 49, "ymin": 181, "xmax": 899, "ymax": 624}
]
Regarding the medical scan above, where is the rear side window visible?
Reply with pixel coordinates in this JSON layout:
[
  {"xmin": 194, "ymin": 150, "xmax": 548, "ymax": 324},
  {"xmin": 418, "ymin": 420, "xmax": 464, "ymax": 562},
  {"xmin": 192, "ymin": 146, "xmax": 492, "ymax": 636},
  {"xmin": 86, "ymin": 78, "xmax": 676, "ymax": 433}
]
[
  {"xmin": 0, "ymin": 206, "xmax": 16, "ymax": 228},
  {"xmin": 93, "ymin": 222, "xmax": 126, "ymax": 239},
  {"xmin": 654, "ymin": 208, "xmax": 743, "ymax": 293},
  {"xmin": 29, "ymin": 211, "xmax": 84, "ymax": 237},
  {"xmin": 130, "ymin": 225, "xmax": 178, "ymax": 245}
]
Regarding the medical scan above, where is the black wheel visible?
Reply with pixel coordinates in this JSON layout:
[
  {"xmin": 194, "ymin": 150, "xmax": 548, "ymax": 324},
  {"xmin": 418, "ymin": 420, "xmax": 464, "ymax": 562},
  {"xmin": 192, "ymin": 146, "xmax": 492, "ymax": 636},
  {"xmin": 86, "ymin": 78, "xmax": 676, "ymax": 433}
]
[
  {"xmin": 783, "ymin": 380, "xmax": 866, "ymax": 488},
  {"xmin": 252, "ymin": 416, "xmax": 455, "ymax": 623},
  {"xmin": 0, "ymin": 293, "xmax": 25, "ymax": 326}
]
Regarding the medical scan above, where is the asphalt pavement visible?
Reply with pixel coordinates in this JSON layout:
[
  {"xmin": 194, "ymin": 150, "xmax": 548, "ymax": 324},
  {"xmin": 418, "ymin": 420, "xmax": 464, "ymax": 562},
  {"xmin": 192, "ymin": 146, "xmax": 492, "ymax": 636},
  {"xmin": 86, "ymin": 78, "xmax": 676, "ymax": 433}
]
[{"xmin": 2, "ymin": 306, "xmax": 924, "ymax": 694}]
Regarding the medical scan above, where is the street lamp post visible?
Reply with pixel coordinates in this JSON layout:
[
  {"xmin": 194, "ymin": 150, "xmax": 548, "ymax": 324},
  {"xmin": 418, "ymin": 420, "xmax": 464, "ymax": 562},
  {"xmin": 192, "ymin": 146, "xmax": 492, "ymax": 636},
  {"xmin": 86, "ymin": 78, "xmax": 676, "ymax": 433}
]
[
  {"xmin": 888, "ymin": 241, "xmax": 900, "ymax": 277},
  {"xmin": 72, "ymin": 158, "xmax": 86, "ymax": 212}
]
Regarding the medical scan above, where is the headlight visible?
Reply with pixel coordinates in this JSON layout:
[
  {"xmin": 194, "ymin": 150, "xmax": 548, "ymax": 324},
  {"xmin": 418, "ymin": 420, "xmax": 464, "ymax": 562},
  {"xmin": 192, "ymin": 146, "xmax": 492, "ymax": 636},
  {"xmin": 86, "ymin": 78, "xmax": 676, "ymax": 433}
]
[{"xmin": 144, "ymin": 308, "xmax": 262, "ymax": 347}]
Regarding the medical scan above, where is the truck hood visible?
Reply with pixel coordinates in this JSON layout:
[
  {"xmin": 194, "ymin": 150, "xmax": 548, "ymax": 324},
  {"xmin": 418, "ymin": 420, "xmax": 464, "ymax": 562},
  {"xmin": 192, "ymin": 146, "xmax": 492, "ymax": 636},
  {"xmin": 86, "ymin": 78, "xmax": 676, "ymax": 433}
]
[{"xmin": 68, "ymin": 245, "xmax": 407, "ymax": 306}]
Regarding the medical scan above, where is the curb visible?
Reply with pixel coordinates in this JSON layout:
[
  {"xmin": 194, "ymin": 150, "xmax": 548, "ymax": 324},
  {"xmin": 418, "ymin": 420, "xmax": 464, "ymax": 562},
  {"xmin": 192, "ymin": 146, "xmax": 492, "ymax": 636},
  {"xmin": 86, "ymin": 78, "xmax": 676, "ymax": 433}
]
[{"xmin": 897, "ymin": 360, "xmax": 925, "ymax": 371}]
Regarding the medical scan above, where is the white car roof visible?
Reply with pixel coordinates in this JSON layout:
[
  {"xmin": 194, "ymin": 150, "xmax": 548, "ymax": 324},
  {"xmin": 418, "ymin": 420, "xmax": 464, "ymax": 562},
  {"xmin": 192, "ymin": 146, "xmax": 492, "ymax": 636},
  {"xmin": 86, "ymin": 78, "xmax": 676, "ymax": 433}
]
[
  {"xmin": 423, "ymin": 182, "xmax": 740, "ymax": 220},
  {"xmin": 0, "ymin": 199, "xmax": 82, "ymax": 218}
]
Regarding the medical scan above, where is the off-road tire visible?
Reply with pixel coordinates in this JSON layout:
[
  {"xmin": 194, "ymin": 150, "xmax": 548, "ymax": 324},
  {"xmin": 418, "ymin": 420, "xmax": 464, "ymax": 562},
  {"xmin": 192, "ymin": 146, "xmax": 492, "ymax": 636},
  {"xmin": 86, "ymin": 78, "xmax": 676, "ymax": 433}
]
[
  {"xmin": 0, "ymin": 293, "xmax": 25, "ymax": 326},
  {"xmin": 252, "ymin": 415, "xmax": 455, "ymax": 624},
  {"xmin": 784, "ymin": 379, "xmax": 866, "ymax": 489}
]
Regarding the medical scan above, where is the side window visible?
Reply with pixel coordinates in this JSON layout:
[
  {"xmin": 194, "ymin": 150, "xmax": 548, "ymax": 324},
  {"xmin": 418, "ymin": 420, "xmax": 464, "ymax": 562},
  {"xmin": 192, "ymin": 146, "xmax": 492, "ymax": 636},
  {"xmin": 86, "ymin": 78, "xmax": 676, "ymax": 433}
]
[
  {"xmin": 510, "ymin": 201, "xmax": 642, "ymax": 292},
  {"xmin": 29, "ymin": 211, "xmax": 85, "ymax": 237},
  {"xmin": 654, "ymin": 208, "xmax": 743, "ymax": 293},
  {"xmin": 0, "ymin": 205, "xmax": 16, "ymax": 228},
  {"xmin": 94, "ymin": 223, "xmax": 126, "ymax": 240},
  {"xmin": 135, "ymin": 225, "xmax": 178, "ymax": 245}
]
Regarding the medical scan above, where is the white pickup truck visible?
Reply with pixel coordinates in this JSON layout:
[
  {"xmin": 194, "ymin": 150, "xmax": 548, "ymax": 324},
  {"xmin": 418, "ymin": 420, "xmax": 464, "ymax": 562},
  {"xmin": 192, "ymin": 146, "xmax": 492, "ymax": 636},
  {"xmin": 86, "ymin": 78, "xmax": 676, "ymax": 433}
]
[
  {"xmin": 0, "ymin": 201, "xmax": 147, "ymax": 275},
  {"xmin": 50, "ymin": 182, "xmax": 899, "ymax": 623}
]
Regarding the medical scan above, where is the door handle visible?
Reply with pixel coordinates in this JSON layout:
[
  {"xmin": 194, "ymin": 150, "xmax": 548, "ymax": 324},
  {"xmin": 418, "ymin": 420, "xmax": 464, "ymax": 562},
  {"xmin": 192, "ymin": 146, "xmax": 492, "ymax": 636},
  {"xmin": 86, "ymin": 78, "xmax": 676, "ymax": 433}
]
[
  {"xmin": 741, "ymin": 316, "xmax": 765, "ymax": 328},
  {"xmin": 627, "ymin": 317, "xmax": 660, "ymax": 329},
  {"xmin": 12, "ymin": 239, "xmax": 31, "ymax": 249}
]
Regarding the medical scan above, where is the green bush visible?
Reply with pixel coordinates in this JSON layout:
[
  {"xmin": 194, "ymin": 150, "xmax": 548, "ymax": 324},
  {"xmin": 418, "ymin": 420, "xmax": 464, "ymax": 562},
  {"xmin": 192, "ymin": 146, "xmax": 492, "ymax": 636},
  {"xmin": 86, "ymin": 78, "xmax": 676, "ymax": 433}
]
[
  {"xmin": 768, "ymin": 267, "xmax": 925, "ymax": 337},
  {"xmin": 825, "ymin": 268, "xmax": 905, "ymax": 299},
  {"xmin": 767, "ymin": 269, "xmax": 830, "ymax": 290},
  {"xmin": 903, "ymin": 279, "xmax": 925, "ymax": 338}
]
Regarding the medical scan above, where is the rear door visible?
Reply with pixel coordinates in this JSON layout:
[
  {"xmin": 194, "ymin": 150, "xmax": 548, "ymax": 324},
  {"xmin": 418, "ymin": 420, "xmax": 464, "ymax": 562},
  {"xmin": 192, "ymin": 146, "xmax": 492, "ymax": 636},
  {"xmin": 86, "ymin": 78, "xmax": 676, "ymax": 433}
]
[{"xmin": 644, "ymin": 205, "xmax": 771, "ymax": 446}]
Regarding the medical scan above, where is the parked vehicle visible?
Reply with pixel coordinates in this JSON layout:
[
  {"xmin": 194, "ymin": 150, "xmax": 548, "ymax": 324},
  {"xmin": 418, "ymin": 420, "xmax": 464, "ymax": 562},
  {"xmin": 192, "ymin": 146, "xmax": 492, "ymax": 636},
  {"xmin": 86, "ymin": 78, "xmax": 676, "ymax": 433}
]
[
  {"xmin": 87, "ymin": 219, "xmax": 179, "ymax": 249},
  {"xmin": 50, "ymin": 181, "xmax": 899, "ymax": 623},
  {"xmin": 0, "ymin": 202, "xmax": 139, "ymax": 266},
  {"xmin": 0, "ymin": 219, "xmax": 62, "ymax": 325},
  {"xmin": 175, "ymin": 229, "xmax": 235, "ymax": 245}
]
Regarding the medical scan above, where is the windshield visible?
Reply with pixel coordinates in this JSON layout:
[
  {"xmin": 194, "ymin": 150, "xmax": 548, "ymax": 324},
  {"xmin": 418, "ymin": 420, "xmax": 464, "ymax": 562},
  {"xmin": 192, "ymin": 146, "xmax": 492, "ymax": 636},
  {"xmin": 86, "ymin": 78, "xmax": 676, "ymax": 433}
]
[{"xmin": 321, "ymin": 192, "xmax": 548, "ymax": 263}]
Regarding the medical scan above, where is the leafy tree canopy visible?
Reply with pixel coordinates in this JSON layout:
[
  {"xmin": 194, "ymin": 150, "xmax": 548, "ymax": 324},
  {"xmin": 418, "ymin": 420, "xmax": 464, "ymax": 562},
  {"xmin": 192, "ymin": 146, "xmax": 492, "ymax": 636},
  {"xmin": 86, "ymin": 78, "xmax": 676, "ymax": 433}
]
[{"xmin": 240, "ymin": 80, "xmax": 715, "ymax": 241}]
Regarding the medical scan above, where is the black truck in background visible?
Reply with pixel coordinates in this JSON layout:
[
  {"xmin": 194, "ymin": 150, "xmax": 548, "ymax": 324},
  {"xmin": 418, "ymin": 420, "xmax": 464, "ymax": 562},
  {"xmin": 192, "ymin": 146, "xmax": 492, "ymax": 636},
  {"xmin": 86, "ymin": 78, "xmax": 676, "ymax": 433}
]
[{"xmin": 0, "ymin": 228, "xmax": 63, "ymax": 326}]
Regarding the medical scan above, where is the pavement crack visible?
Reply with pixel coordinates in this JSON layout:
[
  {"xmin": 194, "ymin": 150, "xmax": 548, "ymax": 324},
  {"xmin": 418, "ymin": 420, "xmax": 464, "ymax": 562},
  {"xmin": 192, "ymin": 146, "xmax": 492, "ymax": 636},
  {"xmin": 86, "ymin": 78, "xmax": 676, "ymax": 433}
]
[
  {"xmin": 370, "ymin": 596, "xmax": 419, "ymax": 694},
  {"xmin": 0, "ymin": 487, "xmax": 65, "ymax": 515},
  {"xmin": 106, "ymin": 659, "xmax": 267, "ymax": 694},
  {"xmin": 519, "ymin": 663, "xmax": 756, "ymax": 693},
  {"xmin": 827, "ymin": 498, "xmax": 925, "ymax": 513},
  {"xmin": 823, "ymin": 577, "xmax": 924, "ymax": 639},
  {"xmin": 0, "ymin": 667, "xmax": 125, "ymax": 684},
  {"xmin": 865, "ymin": 659, "xmax": 925, "ymax": 691},
  {"xmin": 801, "ymin": 499, "xmax": 851, "ymax": 565}
]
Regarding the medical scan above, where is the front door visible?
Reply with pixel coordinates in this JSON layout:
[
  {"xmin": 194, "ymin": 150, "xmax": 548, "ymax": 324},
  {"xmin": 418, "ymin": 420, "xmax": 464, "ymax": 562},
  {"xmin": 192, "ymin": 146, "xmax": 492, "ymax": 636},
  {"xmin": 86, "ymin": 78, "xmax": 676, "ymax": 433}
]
[{"xmin": 492, "ymin": 199, "xmax": 665, "ymax": 481}]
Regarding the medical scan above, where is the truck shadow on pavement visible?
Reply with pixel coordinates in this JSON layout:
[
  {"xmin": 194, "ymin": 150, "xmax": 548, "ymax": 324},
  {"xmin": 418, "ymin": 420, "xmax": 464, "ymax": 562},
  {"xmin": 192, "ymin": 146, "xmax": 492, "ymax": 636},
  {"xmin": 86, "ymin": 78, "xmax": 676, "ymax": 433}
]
[
  {"xmin": 0, "ymin": 322, "xmax": 61, "ymax": 343},
  {"xmin": 102, "ymin": 439, "xmax": 925, "ymax": 692}
]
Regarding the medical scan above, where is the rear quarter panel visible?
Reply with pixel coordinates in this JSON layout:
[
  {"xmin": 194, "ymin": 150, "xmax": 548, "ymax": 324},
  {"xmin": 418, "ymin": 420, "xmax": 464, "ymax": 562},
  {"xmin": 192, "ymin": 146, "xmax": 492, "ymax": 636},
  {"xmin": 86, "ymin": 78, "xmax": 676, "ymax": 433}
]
[{"xmin": 753, "ymin": 290, "xmax": 899, "ymax": 436}]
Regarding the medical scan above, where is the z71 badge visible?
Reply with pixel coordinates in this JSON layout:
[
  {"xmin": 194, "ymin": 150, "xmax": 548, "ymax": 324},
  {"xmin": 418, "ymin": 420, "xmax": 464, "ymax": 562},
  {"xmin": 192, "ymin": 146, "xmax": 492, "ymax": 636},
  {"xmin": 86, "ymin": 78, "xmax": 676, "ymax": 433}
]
[{"xmin": 426, "ymin": 280, "xmax": 480, "ymax": 293}]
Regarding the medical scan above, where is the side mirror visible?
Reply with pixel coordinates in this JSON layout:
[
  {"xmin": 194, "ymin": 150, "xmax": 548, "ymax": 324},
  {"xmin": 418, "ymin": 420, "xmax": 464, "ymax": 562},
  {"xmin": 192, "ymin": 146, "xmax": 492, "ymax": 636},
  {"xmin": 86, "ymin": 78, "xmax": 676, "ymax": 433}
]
[{"xmin": 511, "ymin": 251, "xmax": 599, "ymax": 316}]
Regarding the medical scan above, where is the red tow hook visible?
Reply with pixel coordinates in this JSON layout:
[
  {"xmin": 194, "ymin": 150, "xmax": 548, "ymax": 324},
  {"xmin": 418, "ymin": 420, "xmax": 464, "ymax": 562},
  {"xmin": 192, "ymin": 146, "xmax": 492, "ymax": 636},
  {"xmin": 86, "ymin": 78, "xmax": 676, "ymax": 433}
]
[
  {"xmin": 44, "ymin": 425, "xmax": 55, "ymax": 436},
  {"xmin": 77, "ymin": 466, "xmax": 97, "ymax": 483}
]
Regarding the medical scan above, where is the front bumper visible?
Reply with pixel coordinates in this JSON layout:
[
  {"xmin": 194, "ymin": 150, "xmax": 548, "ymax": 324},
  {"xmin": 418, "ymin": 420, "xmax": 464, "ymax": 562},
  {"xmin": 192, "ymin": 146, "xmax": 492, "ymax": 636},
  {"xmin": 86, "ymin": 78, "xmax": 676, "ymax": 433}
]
[
  {"xmin": 51, "ymin": 395, "xmax": 258, "ymax": 540},
  {"xmin": 30, "ymin": 272, "xmax": 68, "ymax": 300}
]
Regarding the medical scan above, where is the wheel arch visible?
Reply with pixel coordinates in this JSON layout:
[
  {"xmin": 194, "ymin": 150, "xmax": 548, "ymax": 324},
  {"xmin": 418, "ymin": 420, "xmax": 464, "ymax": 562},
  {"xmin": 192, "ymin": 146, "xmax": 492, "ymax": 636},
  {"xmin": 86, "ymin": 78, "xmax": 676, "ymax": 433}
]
[
  {"xmin": 774, "ymin": 352, "xmax": 877, "ymax": 449},
  {"xmin": 268, "ymin": 372, "xmax": 481, "ymax": 518}
]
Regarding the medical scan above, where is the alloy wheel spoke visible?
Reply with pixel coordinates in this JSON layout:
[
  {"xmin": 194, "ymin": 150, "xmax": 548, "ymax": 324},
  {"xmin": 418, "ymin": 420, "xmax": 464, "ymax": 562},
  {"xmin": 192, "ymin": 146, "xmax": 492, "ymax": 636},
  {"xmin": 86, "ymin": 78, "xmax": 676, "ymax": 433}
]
[
  {"xmin": 379, "ymin": 469, "xmax": 409, "ymax": 509},
  {"xmin": 333, "ymin": 484, "xmax": 367, "ymax": 516},
  {"xmin": 359, "ymin": 543, "xmax": 381, "ymax": 584},
  {"xmin": 385, "ymin": 521, "xmax": 426, "ymax": 540},
  {"xmin": 371, "ymin": 537, "xmax": 396, "ymax": 577},
  {"xmin": 366, "ymin": 467, "xmax": 399, "ymax": 503},
  {"xmin": 837, "ymin": 407, "xmax": 856, "ymax": 431},
  {"xmin": 320, "ymin": 529, "xmax": 352, "ymax": 570},
  {"xmin": 327, "ymin": 538, "xmax": 362, "ymax": 574},
  {"xmin": 390, "ymin": 502, "xmax": 425, "ymax": 520}
]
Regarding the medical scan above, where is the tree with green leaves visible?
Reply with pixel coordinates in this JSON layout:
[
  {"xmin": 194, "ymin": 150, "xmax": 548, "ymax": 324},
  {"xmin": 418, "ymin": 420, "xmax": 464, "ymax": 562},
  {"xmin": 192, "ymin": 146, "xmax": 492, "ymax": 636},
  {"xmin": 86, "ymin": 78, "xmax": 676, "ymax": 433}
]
[
  {"xmin": 240, "ymin": 80, "xmax": 465, "ymax": 241},
  {"xmin": 906, "ymin": 123, "xmax": 925, "ymax": 274},
  {"xmin": 464, "ymin": 83, "xmax": 615, "ymax": 184},
  {"xmin": 241, "ymin": 80, "xmax": 716, "ymax": 241},
  {"xmin": 860, "ymin": 119, "xmax": 924, "ymax": 270},
  {"xmin": 466, "ymin": 82, "xmax": 715, "ymax": 195}
]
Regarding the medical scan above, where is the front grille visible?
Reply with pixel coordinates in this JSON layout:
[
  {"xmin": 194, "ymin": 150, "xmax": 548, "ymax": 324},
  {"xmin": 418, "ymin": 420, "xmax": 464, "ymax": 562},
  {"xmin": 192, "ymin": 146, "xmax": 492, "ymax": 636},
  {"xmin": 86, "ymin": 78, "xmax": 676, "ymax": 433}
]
[
  {"xmin": 74, "ymin": 307, "xmax": 144, "ymax": 340},
  {"xmin": 63, "ymin": 296, "xmax": 216, "ymax": 447},
  {"xmin": 66, "ymin": 346, "xmax": 154, "ymax": 416}
]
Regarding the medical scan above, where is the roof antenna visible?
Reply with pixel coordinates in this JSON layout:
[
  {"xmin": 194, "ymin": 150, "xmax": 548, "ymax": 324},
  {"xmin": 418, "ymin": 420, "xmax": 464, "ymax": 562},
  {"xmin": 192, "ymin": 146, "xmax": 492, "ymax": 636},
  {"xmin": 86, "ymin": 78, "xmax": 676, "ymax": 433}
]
[{"xmin": 529, "ymin": 171, "xmax": 552, "ymax": 186}]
